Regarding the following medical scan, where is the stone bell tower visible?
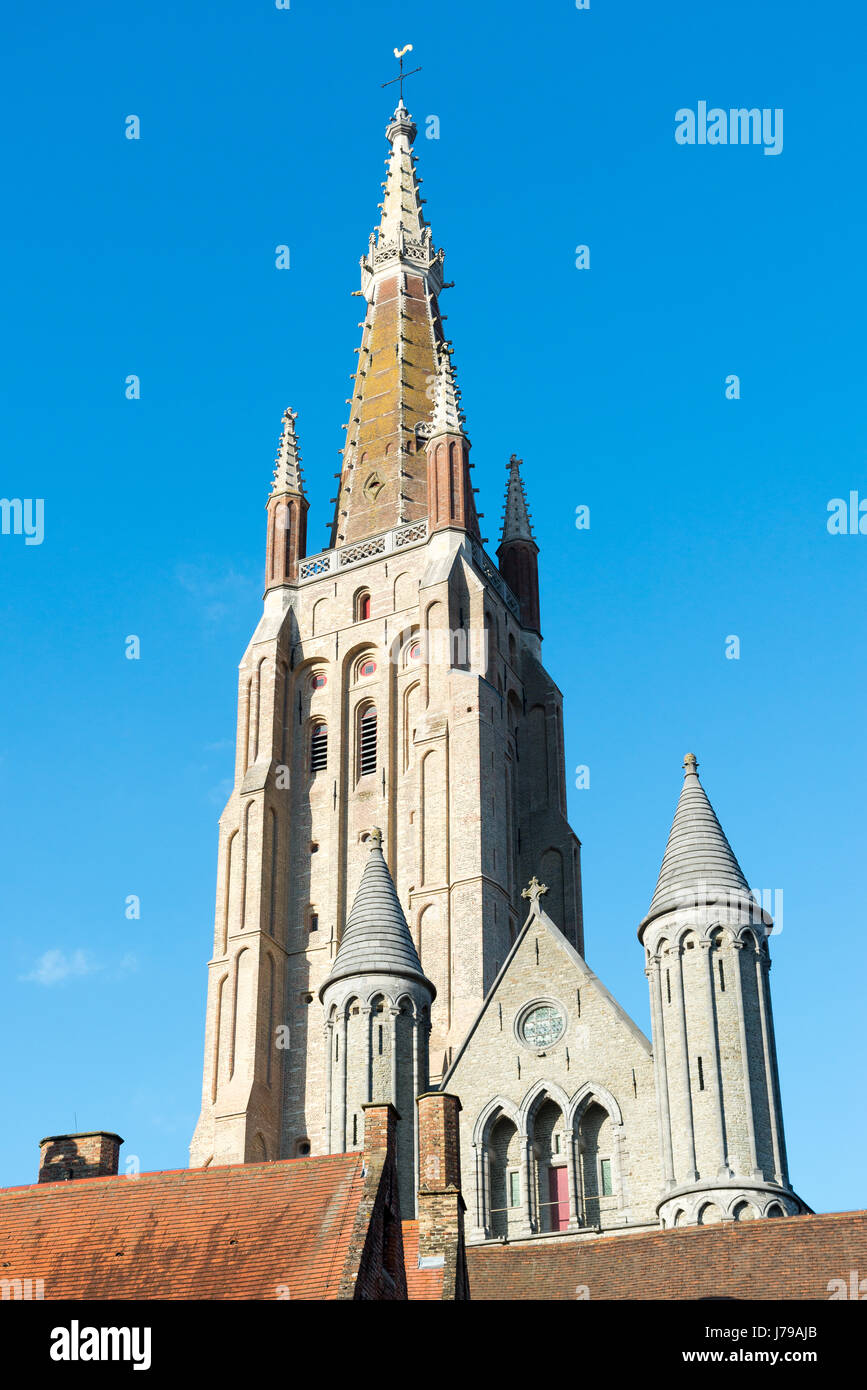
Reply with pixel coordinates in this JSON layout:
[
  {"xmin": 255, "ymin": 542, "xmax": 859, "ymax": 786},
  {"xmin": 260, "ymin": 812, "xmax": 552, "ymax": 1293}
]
[{"xmin": 190, "ymin": 95, "xmax": 583, "ymax": 1170}]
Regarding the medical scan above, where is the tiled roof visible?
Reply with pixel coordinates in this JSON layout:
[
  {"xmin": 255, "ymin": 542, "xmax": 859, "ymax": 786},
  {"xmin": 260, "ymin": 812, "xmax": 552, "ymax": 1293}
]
[
  {"xmin": 466, "ymin": 1210, "xmax": 867, "ymax": 1301},
  {"xmin": 0, "ymin": 1154, "xmax": 365, "ymax": 1301},
  {"xmin": 401, "ymin": 1220, "xmax": 445, "ymax": 1301}
]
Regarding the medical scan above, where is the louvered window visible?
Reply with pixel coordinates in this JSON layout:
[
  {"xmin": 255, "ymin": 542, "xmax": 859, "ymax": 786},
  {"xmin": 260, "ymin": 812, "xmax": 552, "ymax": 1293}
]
[
  {"xmin": 359, "ymin": 708, "xmax": 377, "ymax": 776},
  {"xmin": 310, "ymin": 722, "xmax": 328, "ymax": 772}
]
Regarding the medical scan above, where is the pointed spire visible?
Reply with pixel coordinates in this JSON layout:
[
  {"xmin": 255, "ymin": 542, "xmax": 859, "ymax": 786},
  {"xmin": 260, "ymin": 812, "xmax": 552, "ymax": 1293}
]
[
  {"xmin": 270, "ymin": 408, "xmax": 304, "ymax": 497},
  {"xmin": 429, "ymin": 345, "xmax": 466, "ymax": 438},
  {"xmin": 376, "ymin": 101, "xmax": 428, "ymax": 253},
  {"xmin": 265, "ymin": 407, "xmax": 308, "ymax": 589},
  {"xmin": 321, "ymin": 828, "xmax": 435, "ymax": 995},
  {"xmin": 639, "ymin": 754, "xmax": 761, "ymax": 937},
  {"xmin": 329, "ymin": 100, "xmax": 449, "ymax": 547},
  {"xmin": 497, "ymin": 454, "xmax": 541, "ymax": 632},
  {"xmin": 500, "ymin": 454, "xmax": 536, "ymax": 546}
]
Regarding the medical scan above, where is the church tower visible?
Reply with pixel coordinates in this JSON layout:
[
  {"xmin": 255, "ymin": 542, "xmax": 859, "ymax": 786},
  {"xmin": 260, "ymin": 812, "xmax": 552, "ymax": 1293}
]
[
  {"xmin": 190, "ymin": 96, "xmax": 583, "ymax": 1170},
  {"xmin": 640, "ymin": 754, "xmax": 806, "ymax": 1225}
]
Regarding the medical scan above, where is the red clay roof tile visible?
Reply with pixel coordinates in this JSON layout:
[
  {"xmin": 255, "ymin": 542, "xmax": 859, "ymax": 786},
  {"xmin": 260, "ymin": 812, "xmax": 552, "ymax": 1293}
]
[{"xmin": 0, "ymin": 1154, "xmax": 365, "ymax": 1301}]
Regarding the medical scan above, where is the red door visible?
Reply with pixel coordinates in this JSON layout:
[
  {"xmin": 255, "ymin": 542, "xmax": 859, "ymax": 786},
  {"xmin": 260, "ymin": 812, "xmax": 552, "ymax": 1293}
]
[{"xmin": 548, "ymin": 1165, "xmax": 570, "ymax": 1231}]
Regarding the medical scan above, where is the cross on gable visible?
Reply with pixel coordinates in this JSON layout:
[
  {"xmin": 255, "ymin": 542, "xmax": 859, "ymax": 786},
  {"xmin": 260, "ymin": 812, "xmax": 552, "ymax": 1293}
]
[{"xmin": 522, "ymin": 876, "xmax": 549, "ymax": 912}]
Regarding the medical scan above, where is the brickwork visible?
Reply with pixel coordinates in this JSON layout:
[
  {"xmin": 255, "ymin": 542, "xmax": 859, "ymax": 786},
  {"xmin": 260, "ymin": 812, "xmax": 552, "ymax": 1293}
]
[
  {"xmin": 416, "ymin": 1092, "xmax": 470, "ymax": 1300},
  {"xmin": 38, "ymin": 1132, "xmax": 123, "ymax": 1183}
]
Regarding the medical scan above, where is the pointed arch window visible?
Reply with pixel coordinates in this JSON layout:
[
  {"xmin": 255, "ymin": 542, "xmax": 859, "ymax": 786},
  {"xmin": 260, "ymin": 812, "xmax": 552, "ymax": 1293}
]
[
  {"xmin": 355, "ymin": 590, "xmax": 371, "ymax": 622},
  {"xmin": 310, "ymin": 722, "xmax": 328, "ymax": 773},
  {"xmin": 358, "ymin": 706, "xmax": 377, "ymax": 777}
]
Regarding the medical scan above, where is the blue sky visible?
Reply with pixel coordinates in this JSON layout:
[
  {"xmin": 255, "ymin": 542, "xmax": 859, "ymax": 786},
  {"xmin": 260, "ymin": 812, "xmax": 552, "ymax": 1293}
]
[{"xmin": 1, "ymin": 1, "xmax": 864, "ymax": 1214}]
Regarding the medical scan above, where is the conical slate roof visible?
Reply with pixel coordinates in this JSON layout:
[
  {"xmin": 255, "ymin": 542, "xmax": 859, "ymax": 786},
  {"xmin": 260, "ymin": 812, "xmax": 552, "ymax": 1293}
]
[
  {"xmin": 639, "ymin": 754, "xmax": 760, "ymax": 937},
  {"xmin": 320, "ymin": 829, "xmax": 434, "ymax": 996}
]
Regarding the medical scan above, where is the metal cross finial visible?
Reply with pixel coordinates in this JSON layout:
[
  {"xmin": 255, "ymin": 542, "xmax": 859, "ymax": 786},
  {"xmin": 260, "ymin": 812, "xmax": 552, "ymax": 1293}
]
[
  {"xmin": 381, "ymin": 44, "xmax": 422, "ymax": 102},
  {"xmin": 522, "ymin": 876, "xmax": 549, "ymax": 912}
]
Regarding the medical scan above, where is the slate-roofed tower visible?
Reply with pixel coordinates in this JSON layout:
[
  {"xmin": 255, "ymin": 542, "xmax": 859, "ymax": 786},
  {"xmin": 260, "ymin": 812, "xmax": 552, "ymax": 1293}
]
[
  {"xmin": 639, "ymin": 754, "xmax": 806, "ymax": 1226},
  {"xmin": 320, "ymin": 827, "xmax": 434, "ymax": 1216},
  {"xmin": 190, "ymin": 93, "xmax": 583, "ymax": 1172}
]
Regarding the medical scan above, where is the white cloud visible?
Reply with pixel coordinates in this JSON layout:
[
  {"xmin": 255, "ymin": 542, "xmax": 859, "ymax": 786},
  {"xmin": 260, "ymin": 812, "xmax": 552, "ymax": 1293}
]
[{"xmin": 22, "ymin": 949, "xmax": 97, "ymax": 986}]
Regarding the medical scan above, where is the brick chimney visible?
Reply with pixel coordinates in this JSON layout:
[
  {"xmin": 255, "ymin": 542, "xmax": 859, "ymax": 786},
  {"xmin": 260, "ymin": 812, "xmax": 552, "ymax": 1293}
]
[
  {"xmin": 416, "ymin": 1092, "xmax": 469, "ymax": 1299},
  {"xmin": 38, "ymin": 1131, "xmax": 123, "ymax": 1184}
]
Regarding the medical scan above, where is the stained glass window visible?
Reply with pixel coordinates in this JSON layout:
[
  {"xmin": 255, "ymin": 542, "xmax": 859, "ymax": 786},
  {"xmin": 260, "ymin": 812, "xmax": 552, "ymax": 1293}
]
[{"xmin": 520, "ymin": 1004, "xmax": 564, "ymax": 1049}]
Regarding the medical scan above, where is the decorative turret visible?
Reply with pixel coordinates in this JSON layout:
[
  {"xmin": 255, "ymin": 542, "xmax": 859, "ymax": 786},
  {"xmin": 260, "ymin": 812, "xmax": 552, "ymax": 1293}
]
[
  {"xmin": 641, "ymin": 754, "xmax": 807, "ymax": 1228},
  {"xmin": 265, "ymin": 407, "xmax": 308, "ymax": 590},
  {"xmin": 497, "ymin": 455, "xmax": 540, "ymax": 633},
  {"xmin": 320, "ymin": 827, "xmax": 435, "ymax": 1216},
  {"xmin": 423, "ymin": 345, "xmax": 481, "ymax": 539}
]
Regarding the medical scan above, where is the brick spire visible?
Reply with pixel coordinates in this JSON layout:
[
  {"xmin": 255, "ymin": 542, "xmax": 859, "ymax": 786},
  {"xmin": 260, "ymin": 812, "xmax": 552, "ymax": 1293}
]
[
  {"xmin": 497, "ymin": 455, "xmax": 540, "ymax": 633},
  {"xmin": 329, "ymin": 101, "xmax": 449, "ymax": 548},
  {"xmin": 265, "ymin": 407, "xmax": 308, "ymax": 591}
]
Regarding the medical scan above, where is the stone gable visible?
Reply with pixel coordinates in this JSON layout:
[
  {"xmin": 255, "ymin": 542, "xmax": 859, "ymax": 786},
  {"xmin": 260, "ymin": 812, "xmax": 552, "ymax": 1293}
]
[{"xmin": 445, "ymin": 906, "xmax": 663, "ymax": 1241}]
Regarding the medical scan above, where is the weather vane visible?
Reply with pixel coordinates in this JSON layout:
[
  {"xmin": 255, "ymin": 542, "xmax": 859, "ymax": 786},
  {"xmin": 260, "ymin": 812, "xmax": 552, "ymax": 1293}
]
[{"xmin": 381, "ymin": 44, "xmax": 422, "ymax": 102}]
